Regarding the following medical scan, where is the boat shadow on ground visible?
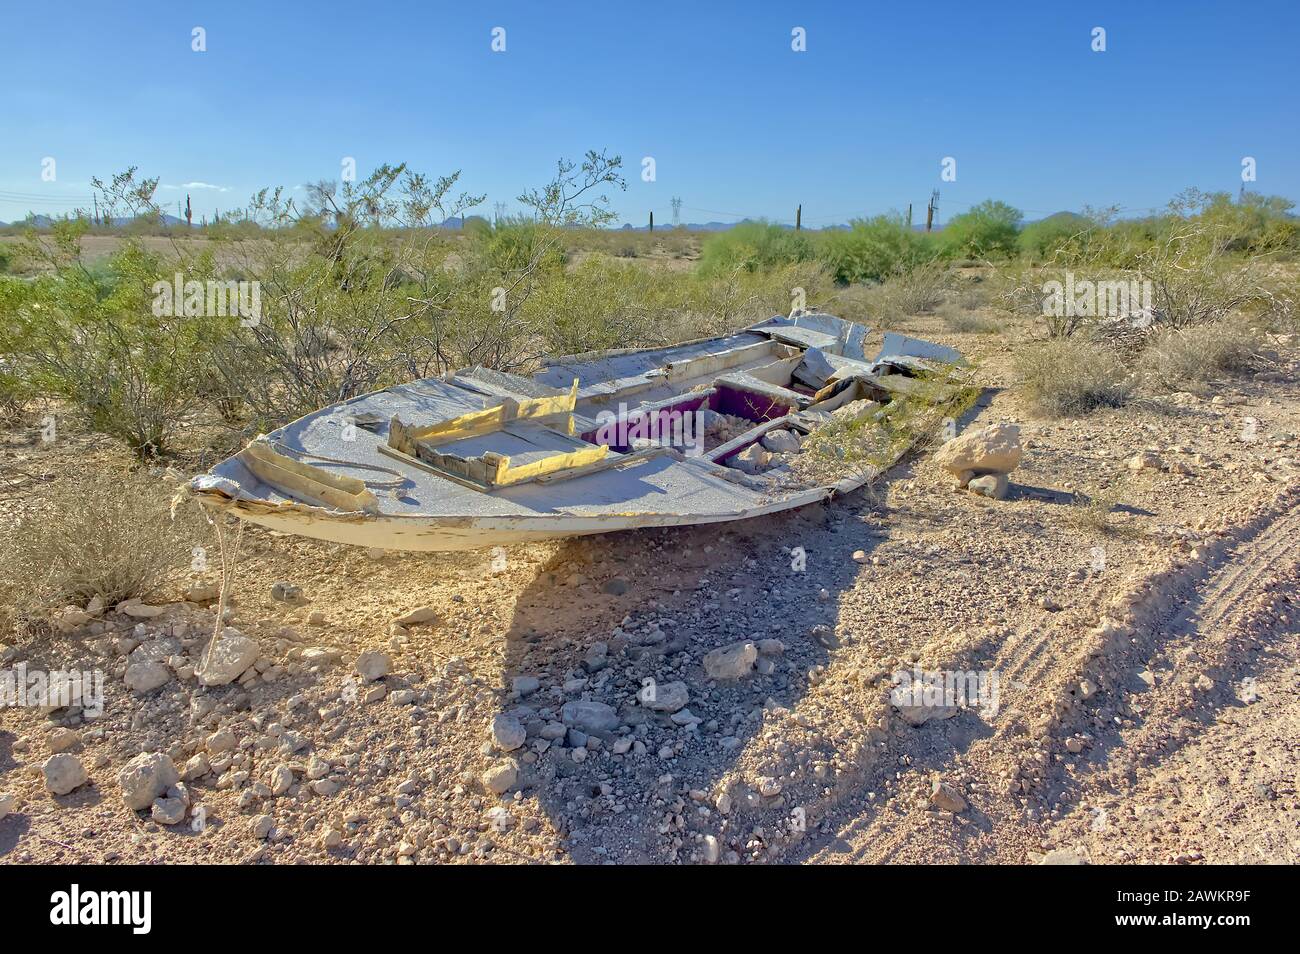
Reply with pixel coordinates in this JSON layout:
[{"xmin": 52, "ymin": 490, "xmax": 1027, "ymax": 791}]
[{"xmin": 494, "ymin": 492, "xmax": 895, "ymax": 864}]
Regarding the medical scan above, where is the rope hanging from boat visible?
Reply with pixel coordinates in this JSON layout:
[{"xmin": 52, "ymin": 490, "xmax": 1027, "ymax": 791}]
[{"xmin": 201, "ymin": 515, "xmax": 245, "ymax": 673}]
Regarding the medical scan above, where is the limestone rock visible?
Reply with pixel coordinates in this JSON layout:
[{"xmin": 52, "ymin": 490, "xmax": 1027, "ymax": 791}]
[
  {"xmin": 703, "ymin": 642, "xmax": 758, "ymax": 680},
  {"xmin": 354, "ymin": 650, "xmax": 391, "ymax": 682},
  {"xmin": 761, "ymin": 429, "xmax": 802, "ymax": 454},
  {"xmin": 639, "ymin": 680, "xmax": 690, "ymax": 713},
  {"xmin": 934, "ymin": 423, "xmax": 1022, "ymax": 476},
  {"xmin": 491, "ymin": 713, "xmax": 526, "ymax": 751},
  {"xmin": 928, "ymin": 779, "xmax": 968, "ymax": 813},
  {"xmin": 124, "ymin": 660, "xmax": 173, "ymax": 694},
  {"xmin": 561, "ymin": 700, "xmax": 619, "ymax": 733},
  {"xmin": 118, "ymin": 753, "xmax": 179, "ymax": 811},
  {"xmin": 196, "ymin": 628, "xmax": 259, "ymax": 686},
  {"xmin": 43, "ymin": 754, "xmax": 88, "ymax": 795},
  {"xmin": 481, "ymin": 762, "xmax": 518, "ymax": 795},
  {"xmin": 968, "ymin": 473, "xmax": 1009, "ymax": 500}
]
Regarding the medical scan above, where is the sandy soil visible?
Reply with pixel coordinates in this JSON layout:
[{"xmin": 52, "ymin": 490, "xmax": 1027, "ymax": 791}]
[{"xmin": 1, "ymin": 316, "xmax": 1296, "ymax": 865}]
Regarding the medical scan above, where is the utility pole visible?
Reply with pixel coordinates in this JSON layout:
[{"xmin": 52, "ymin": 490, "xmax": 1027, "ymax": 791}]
[
  {"xmin": 671, "ymin": 196, "xmax": 682, "ymax": 227},
  {"xmin": 925, "ymin": 190, "xmax": 939, "ymax": 233},
  {"xmin": 92, "ymin": 195, "xmax": 99, "ymax": 225},
  {"xmin": 649, "ymin": 211, "xmax": 654, "ymax": 232},
  {"xmin": 795, "ymin": 204, "xmax": 802, "ymax": 230},
  {"xmin": 907, "ymin": 203, "xmax": 912, "ymax": 230}
]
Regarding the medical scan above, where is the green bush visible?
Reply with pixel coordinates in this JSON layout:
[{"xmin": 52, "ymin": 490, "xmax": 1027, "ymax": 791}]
[
  {"xmin": 3, "ymin": 241, "xmax": 218, "ymax": 456},
  {"xmin": 464, "ymin": 217, "xmax": 566, "ymax": 274},
  {"xmin": 1017, "ymin": 212, "xmax": 1092, "ymax": 260},
  {"xmin": 939, "ymin": 200, "xmax": 1022, "ymax": 260},
  {"xmin": 697, "ymin": 221, "xmax": 816, "ymax": 275},
  {"xmin": 818, "ymin": 215, "xmax": 935, "ymax": 284}
]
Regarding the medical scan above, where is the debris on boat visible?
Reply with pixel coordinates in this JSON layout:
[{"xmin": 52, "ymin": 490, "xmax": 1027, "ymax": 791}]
[{"xmin": 188, "ymin": 312, "xmax": 972, "ymax": 551}]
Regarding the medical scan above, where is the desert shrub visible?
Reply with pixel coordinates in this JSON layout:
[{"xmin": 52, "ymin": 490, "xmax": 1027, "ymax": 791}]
[
  {"xmin": 1065, "ymin": 483, "xmax": 1123, "ymax": 534},
  {"xmin": 523, "ymin": 255, "xmax": 669, "ymax": 356},
  {"xmin": 1169, "ymin": 189, "xmax": 1298, "ymax": 256},
  {"xmin": 818, "ymin": 215, "xmax": 935, "ymax": 284},
  {"xmin": 882, "ymin": 260, "xmax": 952, "ymax": 314},
  {"xmin": 938, "ymin": 200, "xmax": 1022, "ymax": 260},
  {"xmin": 679, "ymin": 261, "xmax": 834, "ymax": 338},
  {"xmin": 3, "ymin": 239, "xmax": 217, "ymax": 456},
  {"xmin": 465, "ymin": 217, "xmax": 566, "ymax": 274},
  {"xmin": 1143, "ymin": 321, "xmax": 1264, "ymax": 391},
  {"xmin": 1015, "ymin": 338, "xmax": 1134, "ymax": 415},
  {"xmin": 0, "ymin": 472, "xmax": 203, "ymax": 636},
  {"xmin": 697, "ymin": 221, "xmax": 816, "ymax": 275},
  {"xmin": 1018, "ymin": 213, "xmax": 1092, "ymax": 260},
  {"xmin": 1136, "ymin": 227, "xmax": 1267, "ymax": 330},
  {"xmin": 938, "ymin": 304, "xmax": 999, "ymax": 334}
]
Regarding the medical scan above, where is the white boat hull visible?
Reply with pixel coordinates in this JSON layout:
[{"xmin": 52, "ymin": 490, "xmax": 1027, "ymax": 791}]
[{"xmin": 203, "ymin": 486, "xmax": 834, "ymax": 551}]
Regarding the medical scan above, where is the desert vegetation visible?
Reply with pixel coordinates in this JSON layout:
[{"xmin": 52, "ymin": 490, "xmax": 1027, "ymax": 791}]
[{"xmin": 0, "ymin": 157, "xmax": 1295, "ymax": 465}]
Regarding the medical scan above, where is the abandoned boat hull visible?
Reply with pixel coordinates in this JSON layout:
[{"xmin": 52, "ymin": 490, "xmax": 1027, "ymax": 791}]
[
  {"xmin": 189, "ymin": 313, "xmax": 962, "ymax": 552},
  {"xmin": 198, "ymin": 484, "xmax": 835, "ymax": 551}
]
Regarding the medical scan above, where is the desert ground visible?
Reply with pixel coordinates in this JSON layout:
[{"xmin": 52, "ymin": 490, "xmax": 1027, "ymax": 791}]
[{"xmin": 2, "ymin": 290, "xmax": 1296, "ymax": 865}]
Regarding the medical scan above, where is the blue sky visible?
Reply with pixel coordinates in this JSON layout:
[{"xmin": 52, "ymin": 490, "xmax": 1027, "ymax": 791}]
[{"xmin": 2, "ymin": 0, "xmax": 1296, "ymax": 226}]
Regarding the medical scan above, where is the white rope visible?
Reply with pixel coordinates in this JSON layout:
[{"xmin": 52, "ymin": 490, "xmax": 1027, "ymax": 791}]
[{"xmin": 201, "ymin": 516, "xmax": 244, "ymax": 672}]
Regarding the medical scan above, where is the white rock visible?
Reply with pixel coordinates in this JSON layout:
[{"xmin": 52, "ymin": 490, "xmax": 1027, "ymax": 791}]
[
  {"xmin": 933, "ymin": 423, "xmax": 1023, "ymax": 475},
  {"xmin": 761, "ymin": 429, "xmax": 802, "ymax": 454},
  {"xmin": 393, "ymin": 606, "xmax": 437, "ymax": 626},
  {"xmin": 196, "ymin": 629, "xmax": 259, "ymax": 686},
  {"xmin": 124, "ymin": 660, "xmax": 173, "ymax": 694},
  {"xmin": 512, "ymin": 675, "xmax": 540, "ymax": 697},
  {"xmin": 250, "ymin": 814, "xmax": 274, "ymax": 839},
  {"xmin": 269, "ymin": 765, "xmax": 295, "ymax": 796},
  {"xmin": 0, "ymin": 792, "xmax": 15, "ymax": 819},
  {"xmin": 639, "ymin": 680, "xmax": 690, "ymax": 713},
  {"xmin": 1128, "ymin": 451, "xmax": 1164, "ymax": 472},
  {"xmin": 968, "ymin": 473, "xmax": 1009, "ymax": 500},
  {"xmin": 703, "ymin": 642, "xmax": 758, "ymax": 680},
  {"xmin": 151, "ymin": 796, "xmax": 187, "ymax": 826},
  {"xmin": 702, "ymin": 834, "xmax": 721, "ymax": 864},
  {"xmin": 43, "ymin": 754, "xmax": 88, "ymax": 795},
  {"xmin": 491, "ymin": 713, "xmax": 526, "ymax": 751},
  {"xmin": 205, "ymin": 728, "xmax": 236, "ymax": 753},
  {"xmin": 730, "ymin": 443, "xmax": 772, "ymax": 475},
  {"xmin": 354, "ymin": 650, "xmax": 391, "ymax": 682},
  {"xmin": 119, "ymin": 600, "xmax": 165, "ymax": 618},
  {"xmin": 181, "ymin": 754, "xmax": 211, "ymax": 781},
  {"xmin": 561, "ymin": 700, "xmax": 619, "ymax": 733},
  {"xmin": 482, "ymin": 762, "xmax": 518, "ymax": 795},
  {"xmin": 118, "ymin": 753, "xmax": 179, "ymax": 811}
]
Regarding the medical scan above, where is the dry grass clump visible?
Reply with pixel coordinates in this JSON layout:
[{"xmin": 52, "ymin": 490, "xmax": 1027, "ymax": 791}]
[
  {"xmin": 1143, "ymin": 321, "xmax": 1265, "ymax": 391},
  {"xmin": 938, "ymin": 302, "xmax": 999, "ymax": 334},
  {"xmin": 1064, "ymin": 483, "xmax": 1123, "ymax": 534},
  {"xmin": 0, "ymin": 471, "xmax": 203, "ymax": 636},
  {"xmin": 865, "ymin": 261, "xmax": 953, "ymax": 326},
  {"xmin": 1016, "ymin": 338, "xmax": 1135, "ymax": 416}
]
